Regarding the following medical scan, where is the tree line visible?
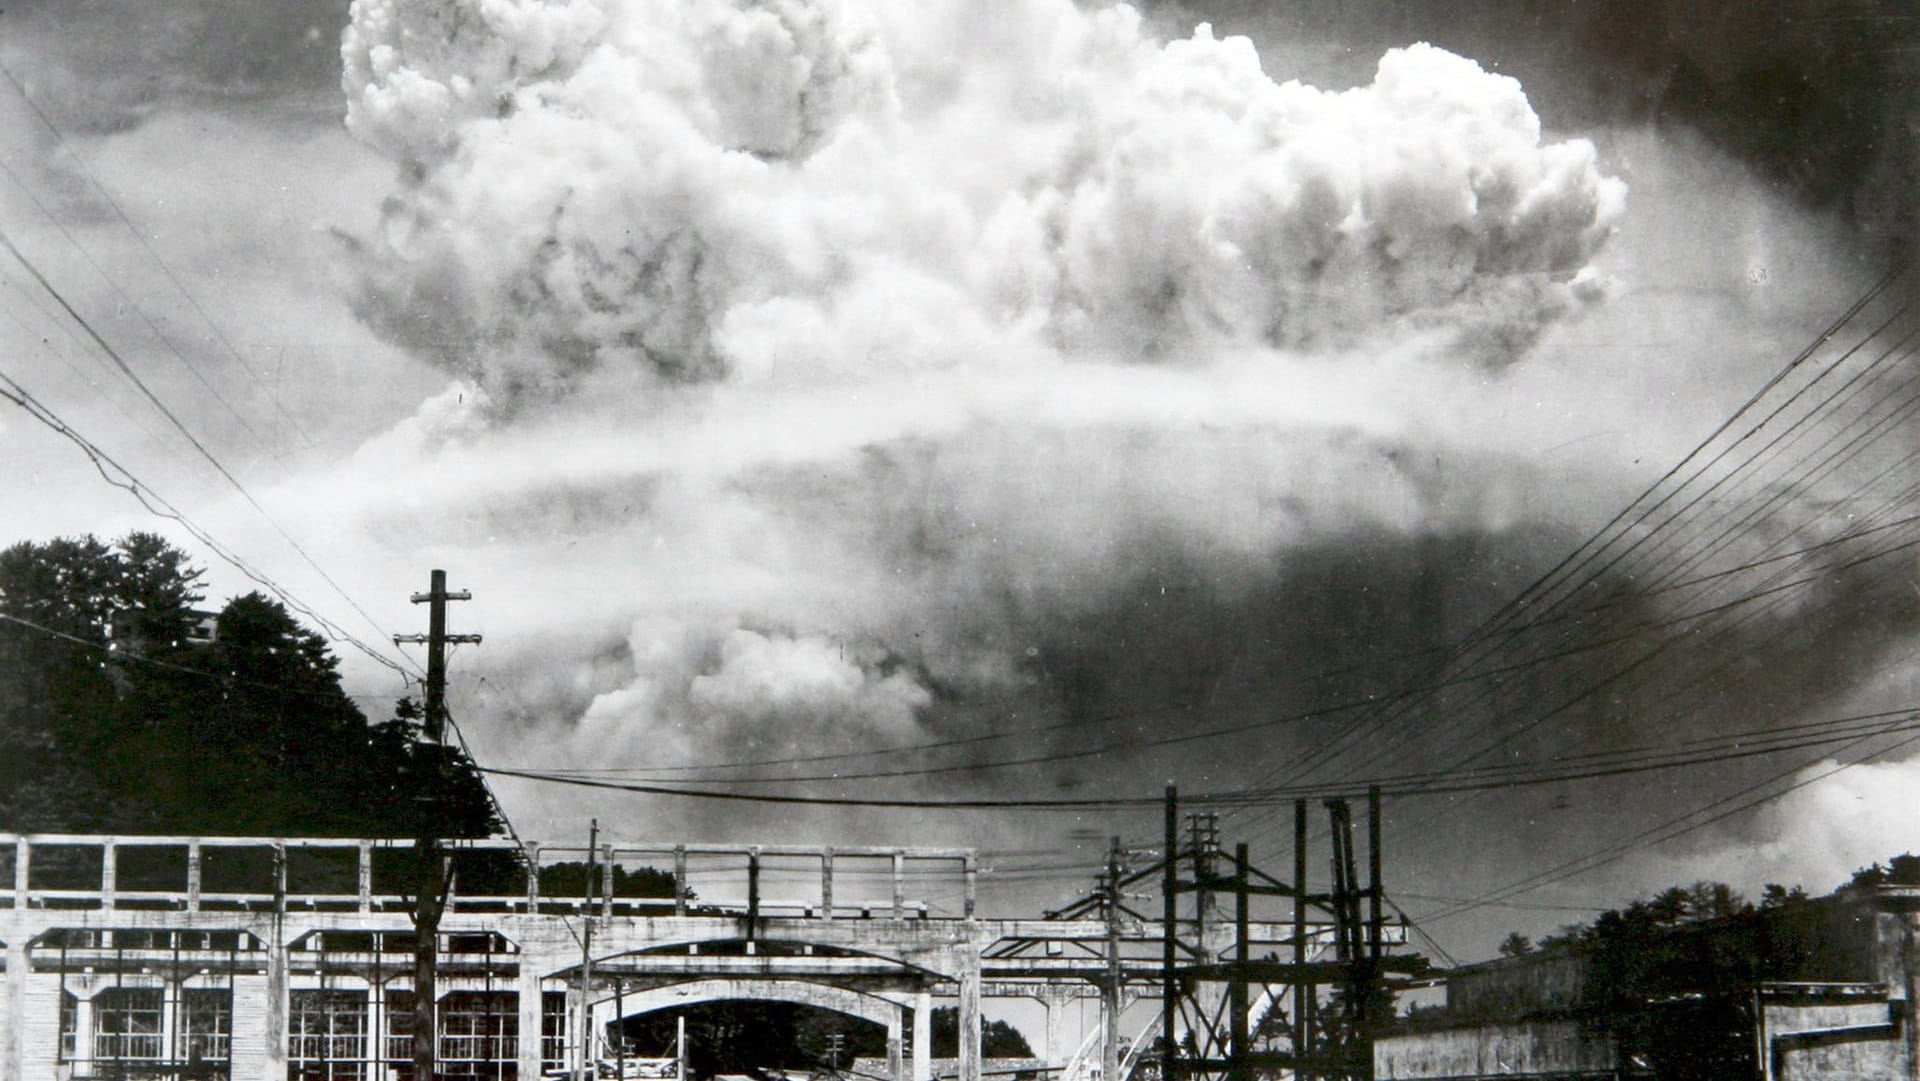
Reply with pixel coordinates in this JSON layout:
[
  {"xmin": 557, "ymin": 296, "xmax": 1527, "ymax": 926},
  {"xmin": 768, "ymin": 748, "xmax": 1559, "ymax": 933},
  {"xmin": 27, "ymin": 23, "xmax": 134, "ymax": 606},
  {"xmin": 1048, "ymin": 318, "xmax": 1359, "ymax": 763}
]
[{"xmin": 0, "ymin": 532, "xmax": 497, "ymax": 838}]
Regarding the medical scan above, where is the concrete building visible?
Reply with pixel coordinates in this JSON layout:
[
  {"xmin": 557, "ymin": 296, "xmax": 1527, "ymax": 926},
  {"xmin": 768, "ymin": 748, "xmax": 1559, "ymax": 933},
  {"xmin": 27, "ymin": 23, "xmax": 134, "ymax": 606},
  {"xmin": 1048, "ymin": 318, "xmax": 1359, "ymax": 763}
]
[
  {"xmin": 0, "ymin": 832, "xmax": 1306, "ymax": 1081},
  {"xmin": 0, "ymin": 834, "xmax": 994, "ymax": 1081},
  {"xmin": 1375, "ymin": 886, "xmax": 1920, "ymax": 1080}
]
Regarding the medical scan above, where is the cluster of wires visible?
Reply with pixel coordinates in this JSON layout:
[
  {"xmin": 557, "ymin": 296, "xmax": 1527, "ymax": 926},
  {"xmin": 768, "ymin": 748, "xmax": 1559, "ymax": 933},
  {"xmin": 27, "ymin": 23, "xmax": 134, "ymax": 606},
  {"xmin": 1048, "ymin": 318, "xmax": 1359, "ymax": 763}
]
[
  {"xmin": 10, "ymin": 37, "xmax": 1908, "ymax": 925},
  {"xmin": 0, "ymin": 63, "xmax": 526, "ymax": 843},
  {"xmin": 484, "ymin": 703, "xmax": 1920, "ymax": 809},
  {"xmin": 1220, "ymin": 265, "xmax": 1920, "ymax": 913},
  {"xmin": 482, "ymin": 267, "xmax": 1920, "ymax": 917},
  {"xmin": 0, "ymin": 363, "xmax": 410, "ymax": 679}
]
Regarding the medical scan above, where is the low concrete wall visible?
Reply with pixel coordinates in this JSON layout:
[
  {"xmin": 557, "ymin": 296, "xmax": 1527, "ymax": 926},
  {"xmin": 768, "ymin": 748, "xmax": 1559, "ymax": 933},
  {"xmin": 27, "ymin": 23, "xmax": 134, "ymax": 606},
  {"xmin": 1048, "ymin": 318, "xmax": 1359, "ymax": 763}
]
[
  {"xmin": 1446, "ymin": 955, "xmax": 1589, "ymax": 1020},
  {"xmin": 1375, "ymin": 1020, "xmax": 1616, "ymax": 1080},
  {"xmin": 1770, "ymin": 999, "xmax": 1907, "ymax": 1081}
]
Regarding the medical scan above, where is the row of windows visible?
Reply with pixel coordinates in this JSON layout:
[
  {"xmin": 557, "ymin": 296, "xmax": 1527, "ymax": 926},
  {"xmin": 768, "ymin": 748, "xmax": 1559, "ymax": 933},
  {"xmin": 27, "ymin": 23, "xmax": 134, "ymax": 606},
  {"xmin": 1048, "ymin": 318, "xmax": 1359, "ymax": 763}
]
[
  {"xmin": 56, "ymin": 987, "xmax": 567, "ymax": 1079},
  {"xmin": 59, "ymin": 987, "xmax": 231, "ymax": 1064},
  {"xmin": 293, "ymin": 989, "xmax": 530, "ymax": 1068}
]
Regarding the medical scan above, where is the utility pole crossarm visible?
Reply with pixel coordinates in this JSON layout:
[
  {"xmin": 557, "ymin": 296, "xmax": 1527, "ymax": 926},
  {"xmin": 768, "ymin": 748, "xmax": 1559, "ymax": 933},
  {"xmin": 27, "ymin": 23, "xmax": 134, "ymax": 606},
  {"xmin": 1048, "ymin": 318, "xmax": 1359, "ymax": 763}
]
[
  {"xmin": 411, "ymin": 588, "xmax": 473, "ymax": 603},
  {"xmin": 392, "ymin": 568, "xmax": 477, "ymax": 743}
]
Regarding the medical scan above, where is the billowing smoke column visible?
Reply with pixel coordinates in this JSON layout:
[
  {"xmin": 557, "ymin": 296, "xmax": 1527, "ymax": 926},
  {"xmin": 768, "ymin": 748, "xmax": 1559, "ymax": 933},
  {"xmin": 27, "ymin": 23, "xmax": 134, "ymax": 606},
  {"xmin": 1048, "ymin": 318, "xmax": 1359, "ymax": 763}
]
[
  {"xmin": 336, "ymin": 0, "xmax": 1632, "ymax": 818},
  {"xmin": 343, "ymin": 0, "xmax": 1622, "ymax": 398}
]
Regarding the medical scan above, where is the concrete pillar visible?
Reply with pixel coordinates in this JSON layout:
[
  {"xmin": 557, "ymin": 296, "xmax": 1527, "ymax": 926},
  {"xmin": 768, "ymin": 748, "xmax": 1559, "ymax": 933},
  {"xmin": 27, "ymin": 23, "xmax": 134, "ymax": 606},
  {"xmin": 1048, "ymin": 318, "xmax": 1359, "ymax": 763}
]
[
  {"xmin": 1042, "ymin": 993, "xmax": 1061, "ymax": 1069},
  {"xmin": 1900, "ymin": 907, "xmax": 1919, "ymax": 1081},
  {"xmin": 160, "ymin": 979, "xmax": 179, "ymax": 1068},
  {"xmin": 602, "ymin": 845, "xmax": 616, "ymax": 920},
  {"xmin": 913, "ymin": 990, "xmax": 932, "ymax": 1081},
  {"xmin": 1100, "ymin": 984, "xmax": 1120, "ymax": 1081},
  {"xmin": 519, "ymin": 967, "xmax": 545, "ymax": 1080},
  {"xmin": 367, "ymin": 984, "xmax": 386, "ymax": 1078},
  {"xmin": 673, "ymin": 846, "xmax": 688, "ymax": 916},
  {"xmin": 99, "ymin": 840, "xmax": 115, "ymax": 913},
  {"xmin": 959, "ymin": 958, "xmax": 982, "ymax": 1081},
  {"xmin": 264, "ymin": 927, "xmax": 289, "ymax": 1080},
  {"xmin": 820, "ymin": 849, "xmax": 834, "ymax": 921},
  {"xmin": 4, "ymin": 936, "xmax": 25, "ymax": 1081},
  {"xmin": 72, "ymin": 995, "xmax": 95, "ymax": 1073},
  {"xmin": 13, "ymin": 839, "xmax": 29, "ymax": 907},
  {"xmin": 268, "ymin": 847, "xmax": 288, "ymax": 1081},
  {"xmin": 886, "ymin": 1003, "xmax": 905, "ymax": 1081},
  {"xmin": 187, "ymin": 843, "xmax": 202, "ymax": 912},
  {"xmin": 525, "ymin": 842, "xmax": 542, "ymax": 912}
]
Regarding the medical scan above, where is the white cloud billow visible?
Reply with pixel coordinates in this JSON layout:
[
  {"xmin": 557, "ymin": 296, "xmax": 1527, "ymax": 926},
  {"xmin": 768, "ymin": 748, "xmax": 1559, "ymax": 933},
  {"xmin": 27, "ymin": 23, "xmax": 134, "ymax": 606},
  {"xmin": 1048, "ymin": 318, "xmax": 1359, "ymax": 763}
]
[
  {"xmin": 343, "ymin": 0, "xmax": 1623, "ymax": 401},
  {"xmin": 334, "ymin": 0, "xmax": 1632, "ymax": 788}
]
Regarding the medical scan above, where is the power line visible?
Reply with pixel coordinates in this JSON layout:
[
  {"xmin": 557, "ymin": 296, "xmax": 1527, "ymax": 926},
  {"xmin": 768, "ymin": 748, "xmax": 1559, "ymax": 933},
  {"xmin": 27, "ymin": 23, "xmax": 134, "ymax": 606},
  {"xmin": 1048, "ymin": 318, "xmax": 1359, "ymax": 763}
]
[
  {"xmin": 0, "ymin": 224, "xmax": 413, "ymax": 677},
  {"xmin": 484, "ymin": 702, "xmax": 1919, "ymax": 811},
  {"xmin": 462, "ymin": 291, "xmax": 1917, "ymax": 794},
  {"xmin": 1390, "ymin": 891, "xmax": 1609, "ymax": 915},
  {"xmin": 512, "ymin": 517, "xmax": 1920, "ymax": 791},
  {"xmin": 1417, "ymin": 725, "xmax": 1920, "ymax": 926},
  {"xmin": 0, "ymin": 365, "xmax": 413, "ymax": 679},
  {"xmin": 0, "ymin": 158, "xmax": 270, "ymax": 452},
  {"xmin": 499, "ymin": 495, "xmax": 1920, "ymax": 793},
  {"xmin": 554, "ymin": 690, "xmax": 1920, "ymax": 792},
  {"xmin": 1241, "ymin": 514, "xmax": 1920, "ymax": 861},
  {"xmin": 478, "ymin": 766, "xmax": 1171, "ymax": 811},
  {"xmin": 0, "ymin": 609, "xmax": 396, "ymax": 706},
  {"xmin": 442, "ymin": 708, "xmax": 528, "ymax": 854},
  {"xmin": 0, "ymin": 58, "xmax": 320, "ymax": 451},
  {"xmin": 1231, "ymin": 275, "xmax": 1918, "ymax": 821},
  {"xmin": 1346, "ymin": 374, "xmax": 1920, "ymax": 801},
  {"xmin": 0, "ymin": 268, "xmax": 181, "ymax": 450},
  {"xmin": 1204, "ymin": 284, "xmax": 1917, "ymax": 873}
]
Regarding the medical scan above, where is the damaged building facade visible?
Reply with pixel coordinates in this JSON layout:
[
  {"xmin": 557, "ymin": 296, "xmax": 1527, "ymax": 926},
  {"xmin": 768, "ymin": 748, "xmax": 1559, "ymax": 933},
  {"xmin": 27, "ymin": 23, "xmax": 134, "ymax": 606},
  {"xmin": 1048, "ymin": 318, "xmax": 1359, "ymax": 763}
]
[
  {"xmin": 0, "ymin": 833, "xmax": 1009, "ymax": 1081},
  {"xmin": 1375, "ymin": 884, "xmax": 1920, "ymax": 1080}
]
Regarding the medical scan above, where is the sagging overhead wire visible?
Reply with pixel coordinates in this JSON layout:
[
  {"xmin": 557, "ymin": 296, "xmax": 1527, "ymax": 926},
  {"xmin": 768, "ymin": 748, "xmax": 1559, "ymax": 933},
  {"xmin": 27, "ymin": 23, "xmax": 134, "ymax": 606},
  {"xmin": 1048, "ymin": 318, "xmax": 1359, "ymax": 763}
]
[
  {"xmin": 0, "ymin": 225, "xmax": 416, "ymax": 679},
  {"xmin": 500, "ymin": 300, "xmax": 1920, "ymax": 802},
  {"xmin": 478, "ymin": 765, "xmax": 1170, "ymax": 811},
  {"xmin": 1415, "ymin": 724, "xmax": 1920, "ymax": 926},
  {"xmin": 1329, "ymin": 302, "xmax": 1920, "ymax": 903},
  {"xmin": 482, "ymin": 703, "xmax": 1919, "ymax": 809},
  {"xmin": 441, "ymin": 707, "xmax": 529, "ymax": 854},
  {"xmin": 1231, "ymin": 269, "xmax": 1920, "ymax": 826},
  {"xmin": 1241, "ymin": 510, "xmax": 1920, "ymax": 860},
  {"xmin": 0, "ymin": 270, "xmax": 181, "ymax": 451},
  {"xmin": 0, "ymin": 609, "xmax": 396, "ymax": 706},
  {"xmin": 0, "ymin": 366, "xmax": 413, "ymax": 681},
  {"xmin": 476, "ymin": 289, "xmax": 1920, "ymax": 794},
  {"xmin": 0, "ymin": 58, "xmax": 319, "ymax": 451},
  {"xmin": 1278, "ymin": 273, "xmax": 1912, "ymax": 765},
  {"xmin": 506, "ymin": 497, "xmax": 1920, "ymax": 789},
  {"xmin": 0, "ymin": 159, "xmax": 270, "ymax": 454},
  {"xmin": 505, "ymin": 513, "xmax": 1920, "ymax": 792}
]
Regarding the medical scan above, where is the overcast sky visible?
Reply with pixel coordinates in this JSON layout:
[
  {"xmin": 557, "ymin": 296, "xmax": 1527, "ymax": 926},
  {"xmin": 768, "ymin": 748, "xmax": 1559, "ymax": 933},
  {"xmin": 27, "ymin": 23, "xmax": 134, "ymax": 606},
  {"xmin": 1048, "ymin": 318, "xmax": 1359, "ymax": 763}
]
[{"xmin": 0, "ymin": 0, "xmax": 1914, "ymax": 961}]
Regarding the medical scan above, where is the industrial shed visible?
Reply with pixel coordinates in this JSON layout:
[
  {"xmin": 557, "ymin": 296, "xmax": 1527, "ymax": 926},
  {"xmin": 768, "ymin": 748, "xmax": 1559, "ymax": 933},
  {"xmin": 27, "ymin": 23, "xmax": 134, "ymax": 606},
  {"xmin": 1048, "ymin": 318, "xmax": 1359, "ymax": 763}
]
[{"xmin": 1375, "ymin": 886, "xmax": 1920, "ymax": 1080}]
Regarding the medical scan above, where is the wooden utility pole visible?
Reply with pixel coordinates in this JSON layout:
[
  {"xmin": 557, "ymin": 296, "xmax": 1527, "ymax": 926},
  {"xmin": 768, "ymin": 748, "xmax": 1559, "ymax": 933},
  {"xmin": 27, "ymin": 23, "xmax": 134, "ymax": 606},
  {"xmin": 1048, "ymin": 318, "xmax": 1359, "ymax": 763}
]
[
  {"xmin": 1228, "ymin": 844, "xmax": 1250, "ymax": 1081},
  {"xmin": 1161, "ymin": 786, "xmax": 1178, "ymax": 1081},
  {"xmin": 1292, "ymin": 800, "xmax": 1309, "ymax": 1081},
  {"xmin": 578, "ymin": 819, "xmax": 600, "ymax": 1074},
  {"xmin": 394, "ymin": 569, "xmax": 480, "ymax": 1081},
  {"xmin": 1102, "ymin": 836, "xmax": 1123, "ymax": 1081},
  {"xmin": 397, "ymin": 570, "xmax": 480, "ymax": 743}
]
